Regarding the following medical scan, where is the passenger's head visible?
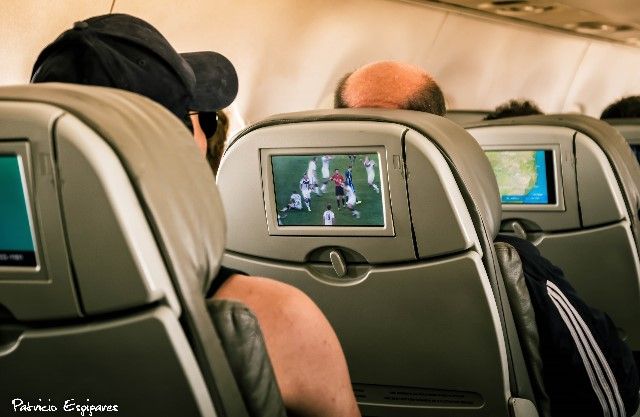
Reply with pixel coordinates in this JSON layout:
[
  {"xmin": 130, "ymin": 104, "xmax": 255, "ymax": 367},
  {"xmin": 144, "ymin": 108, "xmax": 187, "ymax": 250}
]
[
  {"xmin": 484, "ymin": 99, "xmax": 543, "ymax": 120},
  {"xmin": 31, "ymin": 14, "xmax": 238, "ymax": 128},
  {"xmin": 334, "ymin": 61, "xmax": 446, "ymax": 116},
  {"xmin": 600, "ymin": 96, "xmax": 640, "ymax": 119}
]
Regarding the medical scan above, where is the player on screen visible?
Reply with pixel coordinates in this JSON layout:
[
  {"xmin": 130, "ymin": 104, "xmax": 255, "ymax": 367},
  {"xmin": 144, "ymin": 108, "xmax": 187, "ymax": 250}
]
[
  {"xmin": 280, "ymin": 191, "xmax": 303, "ymax": 215},
  {"xmin": 308, "ymin": 157, "xmax": 321, "ymax": 196},
  {"xmin": 345, "ymin": 185, "xmax": 360, "ymax": 219},
  {"xmin": 363, "ymin": 156, "xmax": 380, "ymax": 193},
  {"xmin": 323, "ymin": 204, "xmax": 336, "ymax": 226},
  {"xmin": 300, "ymin": 173, "xmax": 313, "ymax": 211},
  {"xmin": 330, "ymin": 168, "xmax": 346, "ymax": 209},
  {"xmin": 345, "ymin": 165, "xmax": 355, "ymax": 193},
  {"xmin": 320, "ymin": 155, "xmax": 333, "ymax": 193}
]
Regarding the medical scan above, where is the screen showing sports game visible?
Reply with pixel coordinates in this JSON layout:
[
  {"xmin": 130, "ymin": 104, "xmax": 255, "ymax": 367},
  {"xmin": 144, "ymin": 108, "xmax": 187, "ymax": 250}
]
[
  {"xmin": 0, "ymin": 155, "xmax": 37, "ymax": 267},
  {"xmin": 485, "ymin": 150, "xmax": 556, "ymax": 205},
  {"xmin": 271, "ymin": 153, "xmax": 385, "ymax": 227}
]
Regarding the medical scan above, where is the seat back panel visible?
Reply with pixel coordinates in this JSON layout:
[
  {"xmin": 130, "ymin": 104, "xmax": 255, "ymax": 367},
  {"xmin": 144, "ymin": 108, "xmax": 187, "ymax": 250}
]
[
  {"xmin": 537, "ymin": 222, "xmax": 640, "ymax": 348},
  {"xmin": 575, "ymin": 132, "xmax": 627, "ymax": 226},
  {"xmin": 223, "ymin": 250, "xmax": 510, "ymax": 417},
  {"xmin": 0, "ymin": 102, "xmax": 80, "ymax": 320},
  {"xmin": 220, "ymin": 121, "xmax": 416, "ymax": 263},
  {"xmin": 218, "ymin": 110, "xmax": 524, "ymax": 416},
  {"xmin": 405, "ymin": 130, "xmax": 479, "ymax": 258},
  {"xmin": 0, "ymin": 306, "xmax": 215, "ymax": 416},
  {"xmin": 467, "ymin": 125, "xmax": 579, "ymax": 231},
  {"xmin": 0, "ymin": 84, "xmax": 253, "ymax": 417},
  {"xmin": 467, "ymin": 117, "xmax": 640, "ymax": 350},
  {"xmin": 55, "ymin": 114, "xmax": 178, "ymax": 315}
]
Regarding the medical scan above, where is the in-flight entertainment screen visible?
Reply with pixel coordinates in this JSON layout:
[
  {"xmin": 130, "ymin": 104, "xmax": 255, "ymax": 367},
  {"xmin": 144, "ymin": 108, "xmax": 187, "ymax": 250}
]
[
  {"xmin": 0, "ymin": 155, "xmax": 37, "ymax": 267},
  {"xmin": 630, "ymin": 144, "xmax": 640, "ymax": 164},
  {"xmin": 485, "ymin": 149, "xmax": 556, "ymax": 205},
  {"xmin": 271, "ymin": 153, "xmax": 385, "ymax": 226}
]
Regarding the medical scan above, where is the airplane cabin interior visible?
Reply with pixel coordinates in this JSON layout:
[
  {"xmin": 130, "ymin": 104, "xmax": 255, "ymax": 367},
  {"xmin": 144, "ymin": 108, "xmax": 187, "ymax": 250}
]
[{"xmin": 4, "ymin": 1, "xmax": 640, "ymax": 416}]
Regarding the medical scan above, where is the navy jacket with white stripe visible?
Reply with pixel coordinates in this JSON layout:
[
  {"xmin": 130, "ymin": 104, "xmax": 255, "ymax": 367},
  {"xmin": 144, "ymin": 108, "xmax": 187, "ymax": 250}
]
[{"xmin": 496, "ymin": 234, "xmax": 640, "ymax": 417}]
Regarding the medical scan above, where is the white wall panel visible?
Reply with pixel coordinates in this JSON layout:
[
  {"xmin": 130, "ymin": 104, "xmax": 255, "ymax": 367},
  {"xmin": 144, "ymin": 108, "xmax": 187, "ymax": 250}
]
[
  {"xmin": 562, "ymin": 42, "xmax": 640, "ymax": 117},
  {"xmin": 425, "ymin": 13, "xmax": 589, "ymax": 112},
  {"xmin": 0, "ymin": 0, "xmax": 111, "ymax": 85},
  {"xmin": 5, "ymin": 0, "xmax": 640, "ymax": 127},
  {"xmin": 113, "ymin": 0, "xmax": 446, "ymax": 127}
]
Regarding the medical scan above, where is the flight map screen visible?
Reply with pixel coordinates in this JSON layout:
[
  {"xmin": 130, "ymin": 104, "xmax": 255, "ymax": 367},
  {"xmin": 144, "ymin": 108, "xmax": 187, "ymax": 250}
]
[
  {"xmin": 0, "ymin": 155, "xmax": 37, "ymax": 267},
  {"xmin": 271, "ymin": 153, "xmax": 385, "ymax": 227},
  {"xmin": 485, "ymin": 150, "xmax": 556, "ymax": 205}
]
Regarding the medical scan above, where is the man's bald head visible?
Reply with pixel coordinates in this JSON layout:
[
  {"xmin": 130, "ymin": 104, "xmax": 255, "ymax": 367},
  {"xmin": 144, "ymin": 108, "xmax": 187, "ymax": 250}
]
[{"xmin": 334, "ymin": 61, "xmax": 446, "ymax": 116}]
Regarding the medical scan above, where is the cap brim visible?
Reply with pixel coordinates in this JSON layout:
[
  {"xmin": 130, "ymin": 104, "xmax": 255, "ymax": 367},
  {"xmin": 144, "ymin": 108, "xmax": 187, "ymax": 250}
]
[{"xmin": 181, "ymin": 51, "xmax": 238, "ymax": 112}]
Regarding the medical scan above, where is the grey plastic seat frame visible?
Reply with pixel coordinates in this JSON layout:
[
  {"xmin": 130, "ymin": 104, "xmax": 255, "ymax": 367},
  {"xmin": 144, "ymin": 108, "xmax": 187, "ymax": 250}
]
[
  {"xmin": 446, "ymin": 110, "xmax": 490, "ymax": 126},
  {"xmin": 217, "ymin": 109, "xmax": 539, "ymax": 417},
  {"xmin": 466, "ymin": 114, "xmax": 640, "ymax": 351},
  {"xmin": 0, "ymin": 84, "xmax": 253, "ymax": 417},
  {"xmin": 607, "ymin": 119, "xmax": 640, "ymax": 168},
  {"xmin": 607, "ymin": 118, "xmax": 640, "ymax": 148}
]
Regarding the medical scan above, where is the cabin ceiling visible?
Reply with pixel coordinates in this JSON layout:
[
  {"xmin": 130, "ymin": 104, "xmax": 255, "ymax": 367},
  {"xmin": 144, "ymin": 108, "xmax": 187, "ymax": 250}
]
[
  {"xmin": 424, "ymin": 0, "xmax": 640, "ymax": 46},
  {"xmin": 5, "ymin": 0, "xmax": 640, "ymax": 124}
]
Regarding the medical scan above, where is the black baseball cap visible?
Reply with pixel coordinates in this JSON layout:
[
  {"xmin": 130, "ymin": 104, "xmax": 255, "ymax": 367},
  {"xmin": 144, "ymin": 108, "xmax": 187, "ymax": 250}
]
[
  {"xmin": 181, "ymin": 52, "xmax": 238, "ymax": 112},
  {"xmin": 31, "ymin": 14, "xmax": 238, "ymax": 119}
]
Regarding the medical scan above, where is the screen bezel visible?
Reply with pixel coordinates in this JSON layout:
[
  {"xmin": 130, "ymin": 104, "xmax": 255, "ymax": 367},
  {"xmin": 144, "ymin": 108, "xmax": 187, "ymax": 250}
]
[
  {"xmin": 484, "ymin": 144, "xmax": 565, "ymax": 212},
  {"xmin": 0, "ymin": 142, "xmax": 40, "ymax": 271},
  {"xmin": 261, "ymin": 146, "xmax": 395, "ymax": 236}
]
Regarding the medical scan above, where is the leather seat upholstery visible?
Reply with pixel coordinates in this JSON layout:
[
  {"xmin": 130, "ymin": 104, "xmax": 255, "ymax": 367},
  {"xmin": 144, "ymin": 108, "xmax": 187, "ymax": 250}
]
[
  {"xmin": 495, "ymin": 242, "xmax": 550, "ymax": 417},
  {"xmin": 208, "ymin": 300, "xmax": 286, "ymax": 417}
]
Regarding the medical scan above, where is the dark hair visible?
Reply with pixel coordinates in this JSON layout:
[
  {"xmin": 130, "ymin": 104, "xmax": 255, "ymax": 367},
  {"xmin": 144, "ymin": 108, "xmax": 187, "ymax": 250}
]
[
  {"xmin": 334, "ymin": 72, "xmax": 446, "ymax": 116},
  {"xmin": 484, "ymin": 99, "xmax": 543, "ymax": 120},
  {"xmin": 205, "ymin": 111, "xmax": 228, "ymax": 175},
  {"xmin": 601, "ymin": 96, "xmax": 640, "ymax": 119},
  {"xmin": 334, "ymin": 72, "xmax": 351, "ymax": 109},
  {"xmin": 327, "ymin": 204, "xmax": 332, "ymax": 210},
  {"xmin": 405, "ymin": 79, "xmax": 446, "ymax": 116}
]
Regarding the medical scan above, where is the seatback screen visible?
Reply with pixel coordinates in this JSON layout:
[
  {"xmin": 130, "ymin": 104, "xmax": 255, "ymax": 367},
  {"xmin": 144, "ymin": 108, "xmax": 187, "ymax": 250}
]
[
  {"xmin": 485, "ymin": 150, "xmax": 556, "ymax": 205},
  {"xmin": 630, "ymin": 144, "xmax": 640, "ymax": 165},
  {"xmin": 271, "ymin": 153, "xmax": 384, "ymax": 226},
  {"xmin": 0, "ymin": 155, "xmax": 37, "ymax": 267}
]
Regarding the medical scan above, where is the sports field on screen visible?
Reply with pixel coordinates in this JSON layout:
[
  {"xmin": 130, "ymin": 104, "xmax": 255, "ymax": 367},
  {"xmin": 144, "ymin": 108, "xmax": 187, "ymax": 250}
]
[{"xmin": 271, "ymin": 153, "xmax": 384, "ymax": 227}]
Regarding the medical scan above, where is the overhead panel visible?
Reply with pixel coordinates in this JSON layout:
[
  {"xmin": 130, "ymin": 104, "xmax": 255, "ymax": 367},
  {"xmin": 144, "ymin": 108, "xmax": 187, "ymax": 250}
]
[{"xmin": 423, "ymin": 0, "xmax": 640, "ymax": 47}]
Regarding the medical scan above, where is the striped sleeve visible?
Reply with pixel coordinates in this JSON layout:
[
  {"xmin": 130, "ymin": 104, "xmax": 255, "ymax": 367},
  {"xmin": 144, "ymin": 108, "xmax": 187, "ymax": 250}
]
[{"xmin": 547, "ymin": 280, "xmax": 626, "ymax": 417}]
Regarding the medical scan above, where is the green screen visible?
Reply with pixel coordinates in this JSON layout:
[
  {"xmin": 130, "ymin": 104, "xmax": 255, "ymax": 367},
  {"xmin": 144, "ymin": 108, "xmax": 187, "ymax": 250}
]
[
  {"xmin": 271, "ymin": 153, "xmax": 384, "ymax": 227},
  {"xmin": 0, "ymin": 155, "xmax": 36, "ymax": 267}
]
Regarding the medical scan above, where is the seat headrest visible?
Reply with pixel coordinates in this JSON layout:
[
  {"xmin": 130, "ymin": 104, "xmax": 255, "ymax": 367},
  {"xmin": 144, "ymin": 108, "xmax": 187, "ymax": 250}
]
[
  {"xmin": 232, "ymin": 108, "xmax": 503, "ymax": 240},
  {"xmin": 467, "ymin": 114, "xmax": 640, "ymax": 248},
  {"xmin": 606, "ymin": 118, "xmax": 640, "ymax": 143},
  {"xmin": 0, "ymin": 83, "xmax": 226, "ymax": 294}
]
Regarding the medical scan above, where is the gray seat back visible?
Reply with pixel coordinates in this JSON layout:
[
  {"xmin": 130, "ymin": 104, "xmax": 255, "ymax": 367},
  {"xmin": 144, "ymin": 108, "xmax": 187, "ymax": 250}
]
[
  {"xmin": 447, "ymin": 109, "xmax": 490, "ymax": 125},
  {"xmin": 466, "ymin": 115, "xmax": 640, "ymax": 351},
  {"xmin": 607, "ymin": 119, "xmax": 640, "ymax": 165},
  {"xmin": 217, "ymin": 109, "xmax": 538, "ymax": 417},
  {"xmin": 0, "ymin": 84, "xmax": 252, "ymax": 416}
]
